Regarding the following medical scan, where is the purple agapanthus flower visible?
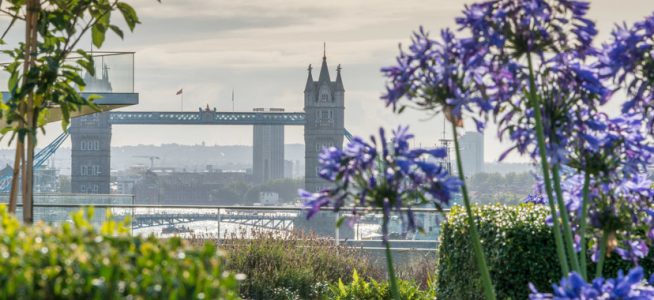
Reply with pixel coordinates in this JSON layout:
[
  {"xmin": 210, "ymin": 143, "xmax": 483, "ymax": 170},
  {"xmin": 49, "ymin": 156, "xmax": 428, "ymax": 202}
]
[
  {"xmin": 615, "ymin": 240, "xmax": 650, "ymax": 263},
  {"xmin": 599, "ymin": 13, "xmax": 654, "ymax": 131},
  {"xmin": 298, "ymin": 126, "xmax": 462, "ymax": 241},
  {"xmin": 529, "ymin": 267, "xmax": 654, "ymax": 299},
  {"xmin": 495, "ymin": 53, "xmax": 610, "ymax": 164},
  {"xmin": 457, "ymin": 0, "xmax": 597, "ymax": 59},
  {"xmin": 381, "ymin": 27, "xmax": 489, "ymax": 126}
]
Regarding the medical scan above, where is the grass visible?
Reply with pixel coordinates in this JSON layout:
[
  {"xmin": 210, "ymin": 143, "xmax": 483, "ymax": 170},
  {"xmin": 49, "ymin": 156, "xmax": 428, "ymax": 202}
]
[{"xmin": 184, "ymin": 229, "xmax": 436, "ymax": 299}]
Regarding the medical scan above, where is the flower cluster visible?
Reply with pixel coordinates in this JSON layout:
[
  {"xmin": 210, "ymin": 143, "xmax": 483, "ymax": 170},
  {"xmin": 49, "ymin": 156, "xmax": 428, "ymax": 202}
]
[
  {"xmin": 527, "ymin": 170, "xmax": 654, "ymax": 264},
  {"xmin": 529, "ymin": 267, "xmax": 654, "ymax": 299},
  {"xmin": 384, "ymin": 0, "xmax": 607, "ymax": 164},
  {"xmin": 568, "ymin": 113, "xmax": 654, "ymax": 178},
  {"xmin": 298, "ymin": 126, "xmax": 461, "ymax": 241},
  {"xmin": 381, "ymin": 28, "xmax": 488, "ymax": 129},
  {"xmin": 496, "ymin": 53, "xmax": 610, "ymax": 164},
  {"xmin": 457, "ymin": 0, "xmax": 597, "ymax": 58},
  {"xmin": 600, "ymin": 13, "xmax": 654, "ymax": 130}
]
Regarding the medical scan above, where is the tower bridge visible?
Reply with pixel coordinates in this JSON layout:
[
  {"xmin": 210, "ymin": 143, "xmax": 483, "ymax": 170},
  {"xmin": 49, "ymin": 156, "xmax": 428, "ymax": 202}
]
[
  {"xmin": 68, "ymin": 51, "xmax": 344, "ymax": 195},
  {"xmin": 108, "ymin": 111, "xmax": 306, "ymax": 125}
]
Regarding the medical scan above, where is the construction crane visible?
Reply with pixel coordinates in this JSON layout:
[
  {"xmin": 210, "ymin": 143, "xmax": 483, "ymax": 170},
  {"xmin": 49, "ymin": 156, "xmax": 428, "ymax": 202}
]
[
  {"xmin": 133, "ymin": 155, "xmax": 160, "ymax": 169},
  {"xmin": 0, "ymin": 132, "xmax": 70, "ymax": 192}
]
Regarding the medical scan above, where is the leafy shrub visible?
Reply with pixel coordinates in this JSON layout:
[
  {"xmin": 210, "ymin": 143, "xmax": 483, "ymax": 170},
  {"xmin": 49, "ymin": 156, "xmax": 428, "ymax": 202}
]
[
  {"xmin": 327, "ymin": 270, "xmax": 435, "ymax": 300},
  {"xmin": 221, "ymin": 230, "xmax": 385, "ymax": 300},
  {"xmin": 0, "ymin": 206, "xmax": 241, "ymax": 300},
  {"xmin": 436, "ymin": 204, "xmax": 654, "ymax": 300},
  {"xmin": 437, "ymin": 204, "xmax": 558, "ymax": 300}
]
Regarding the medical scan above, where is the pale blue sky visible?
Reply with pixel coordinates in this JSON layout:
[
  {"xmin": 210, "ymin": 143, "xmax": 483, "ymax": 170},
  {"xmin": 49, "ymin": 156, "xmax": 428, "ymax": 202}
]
[{"xmin": 2, "ymin": 0, "xmax": 654, "ymax": 162}]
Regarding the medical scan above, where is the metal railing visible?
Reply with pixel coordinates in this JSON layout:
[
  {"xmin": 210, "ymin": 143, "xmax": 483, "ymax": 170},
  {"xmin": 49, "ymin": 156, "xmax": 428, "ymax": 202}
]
[
  {"xmin": 10, "ymin": 202, "xmax": 447, "ymax": 252},
  {"xmin": 0, "ymin": 51, "xmax": 135, "ymax": 93}
]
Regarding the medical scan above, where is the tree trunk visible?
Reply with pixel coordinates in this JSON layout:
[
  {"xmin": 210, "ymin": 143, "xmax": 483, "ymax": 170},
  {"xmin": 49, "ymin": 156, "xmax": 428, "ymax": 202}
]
[
  {"xmin": 8, "ymin": 0, "xmax": 37, "ymax": 214},
  {"xmin": 21, "ymin": 0, "xmax": 40, "ymax": 224},
  {"xmin": 8, "ymin": 141, "xmax": 23, "ymax": 213}
]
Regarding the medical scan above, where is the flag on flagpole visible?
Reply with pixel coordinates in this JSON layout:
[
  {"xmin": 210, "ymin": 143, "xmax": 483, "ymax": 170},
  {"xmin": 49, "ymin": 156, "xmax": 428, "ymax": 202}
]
[{"xmin": 176, "ymin": 88, "xmax": 183, "ymax": 95}]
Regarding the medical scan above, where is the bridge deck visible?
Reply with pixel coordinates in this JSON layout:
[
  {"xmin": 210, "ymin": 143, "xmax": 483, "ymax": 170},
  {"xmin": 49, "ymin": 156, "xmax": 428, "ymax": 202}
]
[{"xmin": 109, "ymin": 111, "xmax": 305, "ymax": 125}]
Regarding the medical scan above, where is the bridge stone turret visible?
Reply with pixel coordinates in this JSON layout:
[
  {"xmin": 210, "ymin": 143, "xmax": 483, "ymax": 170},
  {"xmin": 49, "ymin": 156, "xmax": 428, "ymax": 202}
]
[
  {"xmin": 304, "ymin": 52, "xmax": 345, "ymax": 192},
  {"xmin": 70, "ymin": 113, "xmax": 112, "ymax": 193},
  {"xmin": 70, "ymin": 67, "xmax": 113, "ymax": 194}
]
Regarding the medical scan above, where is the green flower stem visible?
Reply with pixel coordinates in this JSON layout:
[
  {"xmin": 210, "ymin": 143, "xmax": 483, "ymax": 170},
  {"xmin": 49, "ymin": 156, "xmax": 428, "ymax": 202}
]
[
  {"xmin": 596, "ymin": 230, "xmax": 609, "ymax": 279},
  {"xmin": 452, "ymin": 122, "xmax": 496, "ymax": 300},
  {"xmin": 579, "ymin": 171, "xmax": 591, "ymax": 280},
  {"xmin": 384, "ymin": 240, "xmax": 400, "ymax": 300},
  {"xmin": 551, "ymin": 164, "xmax": 582, "ymax": 273},
  {"xmin": 526, "ymin": 53, "xmax": 570, "ymax": 275}
]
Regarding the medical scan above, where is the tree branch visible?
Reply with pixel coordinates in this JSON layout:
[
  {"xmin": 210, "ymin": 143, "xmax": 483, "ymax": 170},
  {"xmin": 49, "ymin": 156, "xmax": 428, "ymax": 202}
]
[{"xmin": 0, "ymin": 8, "xmax": 25, "ymax": 21}]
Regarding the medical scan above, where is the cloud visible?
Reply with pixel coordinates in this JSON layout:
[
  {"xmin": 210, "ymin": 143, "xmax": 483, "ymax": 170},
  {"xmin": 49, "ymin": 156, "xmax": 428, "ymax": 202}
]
[{"xmin": 2, "ymin": 0, "xmax": 654, "ymax": 165}]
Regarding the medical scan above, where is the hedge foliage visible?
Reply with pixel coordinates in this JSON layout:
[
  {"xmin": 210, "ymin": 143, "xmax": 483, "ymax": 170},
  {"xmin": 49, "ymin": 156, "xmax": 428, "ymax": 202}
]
[
  {"xmin": 436, "ymin": 204, "xmax": 654, "ymax": 300},
  {"xmin": 0, "ymin": 207, "xmax": 241, "ymax": 300},
  {"xmin": 437, "ymin": 204, "xmax": 558, "ymax": 300}
]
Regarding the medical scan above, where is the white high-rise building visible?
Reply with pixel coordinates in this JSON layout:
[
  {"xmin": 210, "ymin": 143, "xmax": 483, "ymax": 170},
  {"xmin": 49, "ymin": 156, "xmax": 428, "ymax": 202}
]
[{"xmin": 459, "ymin": 131, "xmax": 484, "ymax": 177}]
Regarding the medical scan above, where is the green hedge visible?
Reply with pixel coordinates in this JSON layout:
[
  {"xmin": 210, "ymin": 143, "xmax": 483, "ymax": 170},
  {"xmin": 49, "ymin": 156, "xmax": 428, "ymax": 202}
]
[
  {"xmin": 0, "ymin": 207, "xmax": 241, "ymax": 300},
  {"xmin": 437, "ymin": 204, "xmax": 558, "ymax": 299},
  {"xmin": 436, "ymin": 204, "xmax": 654, "ymax": 300}
]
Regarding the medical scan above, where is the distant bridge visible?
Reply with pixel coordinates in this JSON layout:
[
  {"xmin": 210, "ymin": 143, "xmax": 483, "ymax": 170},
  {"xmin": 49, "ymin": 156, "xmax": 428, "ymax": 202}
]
[
  {"xmin": 108, "ymin": 111, "xmax": 306, "ymax": 125},
  {"xmin": 127, "ymin": 210, "xmax": 298, "ymax": 231}
]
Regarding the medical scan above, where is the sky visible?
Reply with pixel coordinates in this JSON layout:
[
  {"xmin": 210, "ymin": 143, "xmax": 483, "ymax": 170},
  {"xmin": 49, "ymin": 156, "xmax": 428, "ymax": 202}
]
[{"xmin": 2, "ymin": 0, "xmax": 654, "ymax": 163}]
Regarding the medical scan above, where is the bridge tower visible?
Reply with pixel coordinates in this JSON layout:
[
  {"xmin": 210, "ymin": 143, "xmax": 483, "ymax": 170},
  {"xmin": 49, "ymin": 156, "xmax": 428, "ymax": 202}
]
[
  {"xmin": 70, "ymin": 66, "xmax": 113, "ymax": 194},
  {"xmin": 304, "ymin": 51, "xmax": 345, "ymax": 192}
]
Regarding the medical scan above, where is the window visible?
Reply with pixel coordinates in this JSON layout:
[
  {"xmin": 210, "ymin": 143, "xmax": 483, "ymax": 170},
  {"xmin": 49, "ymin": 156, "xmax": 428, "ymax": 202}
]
[
  {"xmin": 81, "ymin": 114, "xmax": 100, "ymax": 127},
  {"xmin": 81, "ymin": 184, "xmax": 99, "ymax": 193},
  {"xmin": 316, "ymin": 142, "xmax": 335, "ymax": 152},
  {"xmin": 80, "ymin": 138, "xmax": 100, "ymax": 151},
  {"xmin": 316, "ymin": 110, "xmax": 334, "ymax": 126},
  {"xmin": 81, "ymin": 165, "xmax": 100, "ymax": 176},
  {"xmin": 320, "ymin": 93, "xmax": 329, "ymax": 102}
]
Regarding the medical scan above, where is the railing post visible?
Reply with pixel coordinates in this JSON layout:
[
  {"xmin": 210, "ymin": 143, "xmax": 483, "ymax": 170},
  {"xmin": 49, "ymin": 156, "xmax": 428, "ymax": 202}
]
[
  {"xmin": 130, "ymin": 195, "xmax": 135, "ymax": 235},
  {"xmin": 335, "ymin": 212, "xmax": 340, "ymax": 247},
  {"xmin": 216, "ymin": 208, "xmax": 221, "ymax": 244}
]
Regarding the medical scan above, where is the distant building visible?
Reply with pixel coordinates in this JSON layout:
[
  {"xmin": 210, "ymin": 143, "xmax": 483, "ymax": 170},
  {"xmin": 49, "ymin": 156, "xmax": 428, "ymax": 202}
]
[
  {"xmin": 483, "ymin": 162, "xmax": 534, "ymax": 174},
  {"xmin": 34, "ymin": 167, "xmax": 59, "ymax": 193},
  {"xmin": 252, "ymin": 108, "xmax": 285, "ymax": 184},
  {"xmin": 259, "ymin": 192, "xmax": 280, "ymax": 205},
  {"xmin": 459, "ymin": 131, "xmax": 484, "ymax": 176},
  {"xmin": 132, "ymin": 170, "xmax": 251, "ymax": 205},
  {"xmin": 304, "ymin": 52, "xmax": 345, "ymax": 192},
  {"xmin": 283, "ymin": 160, "xmax": 293, "ymax": 179}
]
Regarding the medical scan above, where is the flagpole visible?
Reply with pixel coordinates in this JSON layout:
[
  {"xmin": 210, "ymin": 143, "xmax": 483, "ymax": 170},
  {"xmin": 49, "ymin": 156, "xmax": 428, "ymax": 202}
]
[
  {"xmin": 232, "ymin": 89, "xmax": 234, "ymax": 112},
  {"xmin": 181, "ymin": 93, "xmax": 184, "ymax": 111}
]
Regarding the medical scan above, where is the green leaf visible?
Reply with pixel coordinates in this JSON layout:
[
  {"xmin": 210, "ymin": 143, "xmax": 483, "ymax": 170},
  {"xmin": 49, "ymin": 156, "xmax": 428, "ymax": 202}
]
[
  {"xmin": 108, "ymin": 24, "xmax": 124, "ymax": 39},
  {"xmin": 117, "ymin": 2, "xmax": 140, "ymax": 31},
  {"xmin": 91, "ymin": 24, "xmax": 106, "ymax": 48},
  {"xmin": 335, "ymin": 215, "xmax": 346, "ymax": 228}
]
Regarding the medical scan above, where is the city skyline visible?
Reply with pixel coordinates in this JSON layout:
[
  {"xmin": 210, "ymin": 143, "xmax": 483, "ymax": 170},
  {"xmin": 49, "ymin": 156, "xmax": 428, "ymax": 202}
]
[{"xmin": 1, "ymin": 0, "xmax": 653, "ymax": 163}]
